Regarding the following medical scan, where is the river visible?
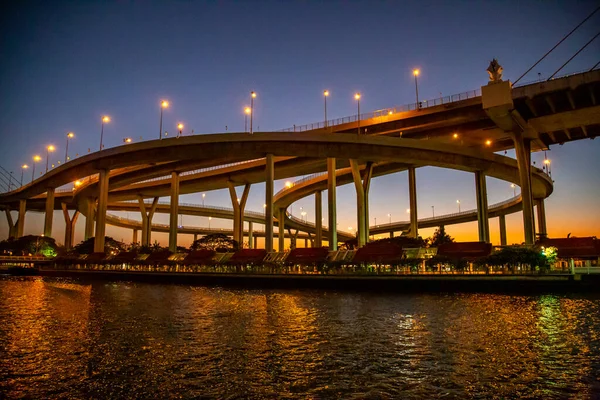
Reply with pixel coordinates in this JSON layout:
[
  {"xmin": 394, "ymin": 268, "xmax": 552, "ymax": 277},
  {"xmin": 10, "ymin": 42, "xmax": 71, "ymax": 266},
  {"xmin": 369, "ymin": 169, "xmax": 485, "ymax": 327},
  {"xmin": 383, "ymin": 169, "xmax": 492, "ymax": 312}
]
[{"xmin": 1, "ymin": 276, "xmax": 599, "ymax": 399}]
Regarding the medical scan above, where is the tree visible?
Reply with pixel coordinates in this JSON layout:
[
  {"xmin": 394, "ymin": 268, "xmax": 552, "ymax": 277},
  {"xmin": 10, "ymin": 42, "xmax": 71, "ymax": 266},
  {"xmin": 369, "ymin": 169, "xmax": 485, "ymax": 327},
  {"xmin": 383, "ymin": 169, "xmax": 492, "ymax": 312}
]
[
  {"xmin": 73, "ymin": 236, "xmax": 124, "ymax": 254},
  {"xmin": 0, "ymin": 235, "xmax": 59, "ymax": 257},
  {"xmin": 190, "ymin": 233, "xmax": 239, "ymax": 252},
  {"xmin": 430, "ymin": 226, "xmax": 454, "ymax": 247}
]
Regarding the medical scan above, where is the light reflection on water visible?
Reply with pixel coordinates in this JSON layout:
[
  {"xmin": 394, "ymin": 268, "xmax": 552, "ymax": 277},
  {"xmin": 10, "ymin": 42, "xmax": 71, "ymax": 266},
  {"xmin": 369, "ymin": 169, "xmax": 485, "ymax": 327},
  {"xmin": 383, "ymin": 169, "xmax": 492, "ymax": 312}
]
[{"xmin": 0, "ymin": 276, "xmax": 599, "ymax": 399}]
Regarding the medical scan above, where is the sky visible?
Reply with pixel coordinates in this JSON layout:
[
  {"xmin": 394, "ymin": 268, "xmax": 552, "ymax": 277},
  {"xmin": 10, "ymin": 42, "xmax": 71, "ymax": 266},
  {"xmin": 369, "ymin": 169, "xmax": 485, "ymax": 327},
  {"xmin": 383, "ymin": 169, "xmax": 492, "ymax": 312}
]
[{"xmin": 1, "ymin": 0, "xmax": 599, "ymax": 248}]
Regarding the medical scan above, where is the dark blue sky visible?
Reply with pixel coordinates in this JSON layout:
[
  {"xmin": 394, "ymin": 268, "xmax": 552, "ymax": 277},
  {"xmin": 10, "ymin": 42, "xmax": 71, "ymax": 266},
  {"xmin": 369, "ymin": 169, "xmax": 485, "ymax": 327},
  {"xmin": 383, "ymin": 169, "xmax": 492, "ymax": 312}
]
[{"xmin": 1, "ymin": 1, "xmax": 599, "ymax": 245}]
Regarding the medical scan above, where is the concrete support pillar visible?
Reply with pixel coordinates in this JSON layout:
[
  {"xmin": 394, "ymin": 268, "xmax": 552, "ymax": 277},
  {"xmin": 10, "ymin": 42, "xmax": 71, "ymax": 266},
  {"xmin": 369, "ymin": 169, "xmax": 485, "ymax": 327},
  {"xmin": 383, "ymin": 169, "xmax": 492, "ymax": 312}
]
[
  {"xmin": 61, "ymin": 203, "xmax": 79, "ymax": 250},
  {"xmin": 315, "ymin": 191, "xmax": 322, "ymax": 248},
  {"xmin": 349, "ymin": 160, "xmax": 373, "ymax": 247},
  {"xmin": 193, "ymin": 233, "xmax": 198, "ymax": 242},
  {"xmin": 278, "ymin": 208, "xmax": 286, "ymax": 251},
  {"xmin": 4, "ymin": 210, "xmax": 17, "ymax": 238},
  {"xmin": 390, "ymin": 231, "xmax": 394, "ymax": 238},
  {"xmin": 304, "ymin": 238, "xmax": 308, "ymax": 248},
  {"xmin": 327, "ymin": 158, "xmax": 338, "ymax": 250},
  {"xmin": 499, "ymin": 214, "xmax": 507, "ymax": 246},
  {"xmin": 17, "ymin": 199, "xmax": 26, "ymax": 237},
  {"xmin": 408, "ymin": 167, "xmax": 418, "ymax": 238},
  {"xmin": 475, "ymin": 171, "xmax": 490, "ymax": 243},
  {"xmin": 288, "ymin": 228, "xmax": 298, "ymax": 250},
  {"xmin": 265, "ymin": 154, "xmax": 274, "ymax": 252},
  {"xmin": 44, "ymin": 187, "xmax": 55, "ymax": 237},
  {"xmin": 513, "ymin": 132, "xmax": 535, "ymax": 244},
  {"xmin": 227, "ymin": 181, "xmax": 251, "ymax": 246},
  {"xmin": 93, "ymin": 169, "xmax": 109, "ymax": 253},
  {"xmin": 138, "ymin": 196, "xmax": 159, "ymax": 246},
  {"xmin": 84, "ymin": 197, "xmax": 95, "ymax": 240},
  {"xmin": 248, "ymin": 221, "xmax": 254, "ymax": 249},
  {"xmin": 168, "ymin": 171, "xmax": 180, "ymax": 252},
  {"xmin": 133, "ymin": 229, "xmax": 139, "ymax": 244},
  {"xmin": 536, "ymin": 199, "xmax": 547, "ymax": 240}
]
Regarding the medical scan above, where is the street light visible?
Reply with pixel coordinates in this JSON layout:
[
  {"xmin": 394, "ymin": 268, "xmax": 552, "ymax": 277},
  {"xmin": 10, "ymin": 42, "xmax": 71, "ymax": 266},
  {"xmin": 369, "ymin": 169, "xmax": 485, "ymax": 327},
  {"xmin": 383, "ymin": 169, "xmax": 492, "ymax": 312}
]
[
  {"xmin": 406, "ymin": 208, "xmax": 410, "ymax": 214},
  {"xmin": 323, "ymin": 90, "xmax": 329, "ymax": 127},
  {"xmin": 301, "ymin": 211, "xmax": 307, "ymax": 222},
  {"xmin": 387, "ymin": 213, "xmax": 391, "ymax": 224},
  {"xmin": 20, "ymin": 164, "xmax": 28, "ymax": 186},
  {"xmin": 355, "ymin": 93, "xmax": 361, "ymax": 135},
  {"xmin": 208, "ymin": 216, "xmax": 212, "ymax": 229},
  {"xmin": 202, "ymin": 193, "xmax": 206, "ymax": 206},
  {"xmin": 457, "ymin": 199, "xmax": 461, "ymax": 213},
  {"xmin": 250, "ymin": 91, "xmax": 256, "ymax": 134},
  {"xmin": 31, "ymin": 155, "xmax": 41, "ymax": 182},
  {"xmin": 65, "ymin": 132, "xmax": 74, "ymax": 162},
  {"xmin": 413, "ymin": 69, "xmax": 420, "ymax": 108},
  {"xmin": 123, "ymin": 137, "xmax": 132, "ymax": 143},
  {"xmin": 160, "ymin": 100, "xmax": 169, "ymax": 139},
  {"xmin": 285, "ymin": 181, "xmax": 292, "ymax": 189},
  {"xmin": 177, "ymin": 123, "xmax": 184, "ymax": 138},
  {"xmin": 244, "ymin": 107, "xmax": 251, "ymax": 132},
  {"xmin": 431, "ymin": 205, "xmax": 435, "ymax": 218},
  {"xmin": 511, "ymin": 183, "xmax": 516, "ymax": 197},
  {"xmin": 45, "ymin": 145, "xmax": 55, "ymax": 173},
  {"xmin": 100, "ymin": 116, "xmax": 110, "ymax": 151},
  {"xmin": 485, "ymin": 139, "xmax": 492, "ymax": 146},
  {"xmin": 453, "ymin": 133, "xmax": 459, "ymax": 139}
]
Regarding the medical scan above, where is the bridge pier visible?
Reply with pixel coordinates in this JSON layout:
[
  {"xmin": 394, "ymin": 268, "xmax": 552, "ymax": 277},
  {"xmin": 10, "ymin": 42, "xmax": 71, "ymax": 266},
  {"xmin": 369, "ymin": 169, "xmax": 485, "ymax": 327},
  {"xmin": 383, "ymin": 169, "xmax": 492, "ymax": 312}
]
[
  {"xmin": 248, "ymin": 221, "xmax": 253, "ymax": 249},
  {"xmin": 44, "ymin": 187, "xmax": 55, "ymax": 237},
  {"xmin": 227, "ymin": 181, "xmax": 250, "ymax": 246},
  {"xmin": 475, "ymin": 171, "xmax": 490, "ymax": 243},
  {"xmin": 169, "ymin": 172, "xmax": 180, "ymax": 252},
  {"xmin": 61, "ymin": 203, "xmax": 79, "ymax": 250},
  {"xmin": 133, "ymin": 229, "xmax": 139, "ymax": 244},
  {"xmin": 4, "ymin": 209, "xmax": 17, "ymax": 238},
  {"xmin": 93, "ymin": 169, "xmax": 109, "ymax": 253},
  {"xmin": 278, "ymin": 208, "xmax": 286, "ymax": 251},
  {"xmin": 499, "ymin": 214, "xmax": 507, "ymax": 246},
  {"xmin": 536, "ymin": 199, "xmax": 547, "ymax": 240},
  {"xmin": 327, "ymin": 157, "xmax": 337, "ymax": 251},
  {"xmin": 349, "ymin": 160, "xmax": 373, "ymax": 247},
  {"xmin": 84, "ymin": 197, "xmax": 95, "ymax": 240},
  {"xmin": 265, "ymin": 154, "xmax": 274, "ymax": 252},
  {"xmin": 138, "ymin": 196, "xmax": 159, "ymax": 246},
  {"xmin": 17, "ymin": 199, "xmax": 26, "ymax": 237},
  {"xmin": 514, "ymin": 132, "xmax": 535, "ymax": 244},
  {"xmin": 408, "ymin": 167, "xmax": 418, "ymax": 238},
  {"xmin": 315, "ymin": 191, "xmax": 322, "ymax": 247}
]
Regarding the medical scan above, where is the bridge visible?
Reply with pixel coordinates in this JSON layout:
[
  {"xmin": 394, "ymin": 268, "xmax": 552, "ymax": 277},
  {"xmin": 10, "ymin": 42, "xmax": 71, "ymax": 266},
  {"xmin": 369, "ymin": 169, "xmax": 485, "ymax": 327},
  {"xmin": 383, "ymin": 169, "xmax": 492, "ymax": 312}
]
[{"xmin": 0, "ymin": 68, "xmax": 598, "ymax": 253}]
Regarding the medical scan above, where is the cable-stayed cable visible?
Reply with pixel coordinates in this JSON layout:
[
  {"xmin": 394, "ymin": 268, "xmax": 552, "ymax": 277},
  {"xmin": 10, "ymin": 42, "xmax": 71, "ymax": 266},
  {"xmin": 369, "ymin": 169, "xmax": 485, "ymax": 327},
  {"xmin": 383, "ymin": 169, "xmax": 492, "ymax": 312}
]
[
  {"xmin": 513, "ymin": 5, "xmax": 600, "ymax": 85},
  {"xmin": 548, "ymin": 30, "xmax": 600, "ymax": 79}
]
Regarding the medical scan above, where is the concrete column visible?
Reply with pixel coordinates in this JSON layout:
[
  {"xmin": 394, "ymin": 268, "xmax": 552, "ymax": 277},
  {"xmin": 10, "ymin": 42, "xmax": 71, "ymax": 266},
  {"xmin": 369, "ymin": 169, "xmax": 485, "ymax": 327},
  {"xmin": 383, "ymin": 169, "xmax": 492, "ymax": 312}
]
[
  {"xmin": 315, "ymin": 191, "xmax": 322, "ymax": 247},
  {"xmin": 44, "ymin": 187, "xmax": 55, "ymax": 237},
  {"xmin": 93, "ymin": 169, "xmax": 109, "ymax": 253},
  {"xmin": 304, "ymin": 238, "xmax": 308, "ymax": 248},
  {"xmin": 408, "ymin": 167, "xmax": 418, "ymax": 238},
  {"xmin": 17, "ymin": 199, "xmax": 26, "ymax": 237},
  {"xmin": 499, "ymin": 214, "xmax": 507, "ymax": 246},
  {"xmin": 138, "ymin": 196, "xmax": 159, "ymax": 246},
  {"xmin": 278, "ymin": 208, "xmax": 286, "ymax": 251},
  {"xmin": 168, "ymin": 171, "xmax": 180, "ymax": 252},
  {"xmin": 327, "ymin": 158, "xmax": 337, "ymax": 251},
  {"xmin": 513, "ymin": 132, "xmax": 535, "ymax": 244},
  {"xmin": 349, "ymin": 160, "xmax": 373, "ymax": 247},
  {"xmin": 84, "ymin": 198, "xmax": 95, "ymax": 240},
  {"xmin": 265, "ymin": 154, "xmax": 274, "ymax": 252},
  {"xmin": 4, "ymin": 210, "xmax": 17, "ymax": 238},
  {"xmin": 248, "ymin": 221, "xmax": 254, "ymax": 249},
  {"xmin": 475, "ymin": 171, "xmax": 490, "ymax": 243},
  {"xmin": 193, "ymin": 233, "xmax": 198, "ymax": 242},
  {"xmin": 133, "ymin": 229, "xmax": 139, "ymax": 244},
  {"xmin": 227, "ymin": 181, "xmax": 250, "ymax": 246},
  {"xmin": 536, "ymin": 199, "xmax": 547, "ymax": 240},
  {"xmin": 61, "ymin": 203, "xmax": 79, "ymax": 250}
]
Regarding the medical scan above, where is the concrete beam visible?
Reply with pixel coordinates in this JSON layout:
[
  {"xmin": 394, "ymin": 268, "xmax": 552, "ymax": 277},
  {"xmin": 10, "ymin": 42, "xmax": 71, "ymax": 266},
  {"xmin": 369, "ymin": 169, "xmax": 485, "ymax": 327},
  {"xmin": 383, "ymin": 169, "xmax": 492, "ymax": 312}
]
[{"xmin": 528, "ymin": 105, "xmax": 600, "ymax": 133}]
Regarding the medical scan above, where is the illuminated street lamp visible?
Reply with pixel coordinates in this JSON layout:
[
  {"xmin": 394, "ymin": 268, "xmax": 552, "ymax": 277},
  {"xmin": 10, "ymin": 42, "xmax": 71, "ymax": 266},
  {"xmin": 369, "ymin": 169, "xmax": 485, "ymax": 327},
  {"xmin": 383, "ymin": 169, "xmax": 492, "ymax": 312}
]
[
  {"xmin": 301, "ymin": 211, "xmax": 307, "ymax": 222},
  {"xmin": 432, "ymin": 205, "xmax": 435, "ymax": 218},
  {"xmin": 250, "ymin": 91, "xmax": 256, "ymax": 134},
  {"xmin": 413, "ymin": 69, "xmax": 420, "ymax": 107},
  {"xmin": 323, "ymin": 90, "xmax": 329, "ymax": 127},
  {"xmin": 355, "ymin": 93, "xmax": 361, "ymax": 135},
  {"xmin": 45, "ymin": 145, "xmax": 55, "ymax": 173},
  {"xmin": 100, "ymin": 116, "xmax": 110, "ymax": 151},
  {"xmin": 202, "ymin": 193, "xmax": 206, "ymax": 206},
  {"xmin": 457, "ymin": 199, "xmax": 461, "ymax": 212},
  {"xmin": 285, "ymin": 181, "xmax": 292, "ymax": 189},
  {"xmin": 31, "ymin": 155, "xmax": 41, "ymax": 182},
  {"xmin": 244, "ymin": 107, "xmax": 251, "ymax": 132},
  {"xmin": 123, "ymin": 137, "xmax": 132, "ymax": 143},
  {"xmin": 65, "ymin": 132, "xmax": 74, "ymax": 162},
  {"xmin": 406, "ymin": 208, "xmax": 410, "ymax": 214},
  {"xmin": 177, "ymin": 123, "xmax": 184, "ymax": 138},
  {"xmin": 511, "ymin": 183, "xmax": 516, "ymax": 197},
  {"xmin": 159, "ymin": 100, "xmax": 169, "ymax": 139},
  {"xmin": 20, "ymin": 164, "xmax": 28, "ymax": 186},
  {"xmin": 453, "ymin": 133, "xmax": 459, "ymax": 139},
  {"xmin": 485, "ymin": 139, "xmax": 492, "ymax": 146},
  {"xmin": 208, "ymin": 216, "xmax": 212, "ymax": 229},
  {"xmin": 387, "ymin": 213, "xmax": 391, "ymax": 224}
]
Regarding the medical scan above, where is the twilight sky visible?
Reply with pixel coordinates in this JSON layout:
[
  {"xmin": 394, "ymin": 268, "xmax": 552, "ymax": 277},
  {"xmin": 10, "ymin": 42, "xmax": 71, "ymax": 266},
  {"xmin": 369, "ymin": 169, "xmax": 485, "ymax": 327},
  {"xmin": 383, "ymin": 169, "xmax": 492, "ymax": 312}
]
[{"xmin": 1, "ymin": 1, "xmax": 599, "ymax": 247}]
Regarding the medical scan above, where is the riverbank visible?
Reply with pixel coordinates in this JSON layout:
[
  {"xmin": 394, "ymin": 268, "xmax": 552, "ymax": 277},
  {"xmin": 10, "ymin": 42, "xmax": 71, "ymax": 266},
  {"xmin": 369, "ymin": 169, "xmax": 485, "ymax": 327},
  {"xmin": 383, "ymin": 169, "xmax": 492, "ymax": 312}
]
[{"xmin": 39, "ymin": 269, "xmax": 600, "ymax": 293}]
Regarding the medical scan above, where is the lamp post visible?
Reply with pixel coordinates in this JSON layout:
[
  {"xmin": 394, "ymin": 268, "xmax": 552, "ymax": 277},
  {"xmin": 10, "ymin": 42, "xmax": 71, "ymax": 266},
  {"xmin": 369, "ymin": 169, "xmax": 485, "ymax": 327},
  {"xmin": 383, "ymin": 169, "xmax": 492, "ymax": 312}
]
[
  {"xmin": 250, "ymin": 91, "xmax": 256, "ymax": 134},
  {"xmin": 32, "ymin": 155, "xmax": 41, "ymax": 182},
  {"xmin": 457, "ymin": 200, "xmax": 461, "ymax": 213},
  {"xmin": 100, "ymin": 116, "xmax": 110, "ymax": 151},
  {"xmin": 177, "ymin": 123, "xmax": 184, "ymax": 138},
  {"xmin": 355, "ymin": 93, "xmax": 361, "ymax": 135},
  {"xmin": 202, "ymin": 193, "xmax": 206, "ymax": 206},
  {"xmin": 65, "ymin": 132, "xmax": 74, "ymax": 162},
  {"xmin": 413, "ymin": 69, "xmax": 420, "ymax": 108},
  {"xmin": 208, "ymin": 216, "xmax": 212, "ymax": 229},
  {"xmin": 45, "ymin": 145, "xmax": 55, "ymax": 173},
  {"xmin": 159, "ymin": 100, "xmax": 169, "ymax": 139},
  {"xmin": 387, "ymin": 213, "xmax": 391, "ymax": 224},
  {"xmin": 511, "ymin": 183, "xmax": 516, "ymax": 197},
  {"xmin": 20, "ymin": 164, "xmax": 28, "ymax": 186},
  {"xmin": 244, "ymin": 107, "xmax": 251, "ymax": 132},
  {"xmin": 301, "ymin": 211, "xmax": 307, "ymax": 222},
  {"xmin": 323, "ymin": 90, "xmax": 329, "ymax": 127},
  {"xmin": 432, "ymin": 206, "xmax": 435, "ymax": 218}
]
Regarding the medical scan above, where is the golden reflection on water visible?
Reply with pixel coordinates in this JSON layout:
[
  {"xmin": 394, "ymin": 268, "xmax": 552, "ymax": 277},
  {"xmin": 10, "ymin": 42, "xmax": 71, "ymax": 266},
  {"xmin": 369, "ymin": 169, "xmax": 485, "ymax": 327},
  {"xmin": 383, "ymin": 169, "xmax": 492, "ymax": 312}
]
[{"xmin": 1, "ymin": 277, "xmax": 599, "ymax": 399}]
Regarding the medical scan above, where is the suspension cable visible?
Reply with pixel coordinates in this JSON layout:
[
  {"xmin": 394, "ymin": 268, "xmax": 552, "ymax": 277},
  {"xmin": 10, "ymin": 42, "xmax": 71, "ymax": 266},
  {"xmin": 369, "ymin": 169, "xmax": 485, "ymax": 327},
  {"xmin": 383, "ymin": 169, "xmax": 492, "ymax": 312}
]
[
  {"xmin": 513, "ymin": 5, "xmax": 600, "ymax": 85},
  {"xmin": 548, "ymin": 30, "xmax": 600, "ymax": 80},
  {"xmin": 590, "ymin": 60, "xmax": 600, "ymax": 71}
]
